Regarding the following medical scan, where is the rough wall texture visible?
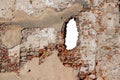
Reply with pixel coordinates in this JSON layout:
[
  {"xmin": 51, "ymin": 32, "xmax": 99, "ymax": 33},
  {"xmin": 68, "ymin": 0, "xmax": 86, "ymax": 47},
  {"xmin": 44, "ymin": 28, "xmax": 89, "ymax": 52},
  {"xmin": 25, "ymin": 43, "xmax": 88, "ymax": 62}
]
[{"xmin": 0, "ymin": 0, "xmax": 120, "ymax": 80}]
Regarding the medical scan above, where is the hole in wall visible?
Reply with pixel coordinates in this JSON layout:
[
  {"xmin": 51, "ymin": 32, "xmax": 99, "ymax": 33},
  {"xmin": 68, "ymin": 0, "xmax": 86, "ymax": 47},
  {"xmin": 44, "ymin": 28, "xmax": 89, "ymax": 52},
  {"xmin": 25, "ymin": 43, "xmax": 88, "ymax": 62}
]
[{"xmin": 62, "ymin": 16, "xmax": 79, "ymax": 50}]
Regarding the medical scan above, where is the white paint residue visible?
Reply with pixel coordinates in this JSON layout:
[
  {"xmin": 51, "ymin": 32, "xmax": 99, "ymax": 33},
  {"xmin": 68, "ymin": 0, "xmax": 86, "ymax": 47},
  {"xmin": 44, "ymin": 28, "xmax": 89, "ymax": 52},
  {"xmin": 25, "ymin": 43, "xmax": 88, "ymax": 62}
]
[
  {"xmin": 65, "ymin": 18, "xmax": 78, "ymax": 50},
  {"xmin": 8, "ymin": 45, "xmax": 20, "ymax": 57}
]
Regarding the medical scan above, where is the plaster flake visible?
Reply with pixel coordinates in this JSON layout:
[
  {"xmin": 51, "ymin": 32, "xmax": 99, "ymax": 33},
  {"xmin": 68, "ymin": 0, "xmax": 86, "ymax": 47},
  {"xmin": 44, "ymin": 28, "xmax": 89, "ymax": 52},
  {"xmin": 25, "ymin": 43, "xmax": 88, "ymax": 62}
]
[
  {"xmin": 8, "ymin": 45, "xmax": 20, "ymax": 63},
  {"xmin": 102, "ymin": 13, "xmax": 116, "ymax": 28},
  {"xmin": 8, "ymin": 45, "xmax": 19, "ymax": 55},
  {"xmin": 15, "ymin": 0, "xmax": 34, "ymax": 15},
  {"xmin": 22, "ymin": 28, "xmax": 56, "ymax": 49}
]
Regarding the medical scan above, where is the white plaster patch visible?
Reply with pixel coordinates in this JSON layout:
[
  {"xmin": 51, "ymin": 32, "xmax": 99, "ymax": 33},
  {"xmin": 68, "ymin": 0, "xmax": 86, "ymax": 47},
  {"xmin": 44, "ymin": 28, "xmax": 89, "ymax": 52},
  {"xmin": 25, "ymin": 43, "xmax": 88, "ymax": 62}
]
[
  {"xmin": 22, "ymin": 28, "xmax": 56, "ymax": 49},
  {"xmin": 15, "ymin": 0, "xmax": 33, "ymax": 15},
  {"xmin": 44, "ymin": 0, "xmax": 54, "ymax": 6},
  {"xmin": 89, "ymin": 11, "xmax": 96, "ymax": 23},
  {"xmin": 89, "ymin": 39, "xmax": 97, "ymax": 51},
  {"xmin": 8, "ymin": 45, "xmax": 20, "ymax": 57}
]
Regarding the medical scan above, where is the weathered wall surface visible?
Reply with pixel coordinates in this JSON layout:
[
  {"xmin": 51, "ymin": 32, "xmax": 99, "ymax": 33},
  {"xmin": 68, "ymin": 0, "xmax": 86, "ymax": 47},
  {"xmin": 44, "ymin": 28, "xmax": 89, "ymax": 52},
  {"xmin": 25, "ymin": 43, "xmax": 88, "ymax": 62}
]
[
  {"xmin": 0, "ymin": 0, "xmax": 120, "ymax": 80},
  {"xmin": 0, "ymin": 0, "xmax": 75, "ymax": 19}
]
